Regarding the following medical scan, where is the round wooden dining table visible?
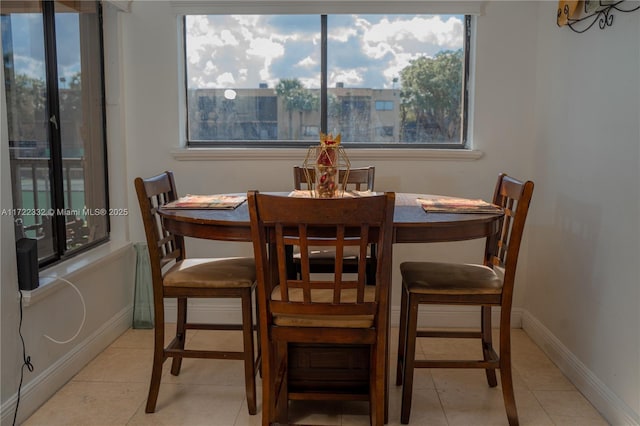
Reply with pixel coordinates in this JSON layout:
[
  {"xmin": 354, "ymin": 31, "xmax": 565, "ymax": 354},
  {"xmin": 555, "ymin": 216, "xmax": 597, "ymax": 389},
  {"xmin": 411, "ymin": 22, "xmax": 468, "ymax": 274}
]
[
  {"xmin": 158, "ymin": 192, "xmax": 503, "ymax": 416},
  {"xmin": 158, "ymin": 192, "xmax": 503, "ymax": 245}
]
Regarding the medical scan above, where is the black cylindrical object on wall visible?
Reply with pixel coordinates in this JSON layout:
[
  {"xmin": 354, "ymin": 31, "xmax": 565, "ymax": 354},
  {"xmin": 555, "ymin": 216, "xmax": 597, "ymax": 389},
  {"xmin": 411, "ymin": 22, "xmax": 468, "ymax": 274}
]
[{"xmin": 16, "ymin": 238, "xmax": 39, "ymax": 291}]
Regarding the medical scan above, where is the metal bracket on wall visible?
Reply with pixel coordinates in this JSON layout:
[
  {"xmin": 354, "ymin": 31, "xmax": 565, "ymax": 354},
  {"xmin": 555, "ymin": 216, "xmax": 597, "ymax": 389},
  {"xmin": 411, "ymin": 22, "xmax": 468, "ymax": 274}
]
[{"xmin": 558, "ymin": 0, "xmax": 640, "ymax": 33}]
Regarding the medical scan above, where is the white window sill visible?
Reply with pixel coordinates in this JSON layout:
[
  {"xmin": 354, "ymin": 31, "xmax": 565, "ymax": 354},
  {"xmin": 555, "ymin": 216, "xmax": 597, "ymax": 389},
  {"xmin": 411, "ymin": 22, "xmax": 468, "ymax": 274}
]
[
  {"xmin": 22, "ymin": 240, "xmax": 133, "ymax": 307},
  {"xmin": 171, "ymin": 147, "xmax": 484, "ymax": 162}
]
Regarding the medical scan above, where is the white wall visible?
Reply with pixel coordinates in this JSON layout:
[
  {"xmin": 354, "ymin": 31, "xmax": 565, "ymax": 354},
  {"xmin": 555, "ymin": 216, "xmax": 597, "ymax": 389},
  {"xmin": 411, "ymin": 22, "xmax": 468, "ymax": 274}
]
[{"xmin": 525, "ymin": 2, "xmax": 640, "ymax": 424}]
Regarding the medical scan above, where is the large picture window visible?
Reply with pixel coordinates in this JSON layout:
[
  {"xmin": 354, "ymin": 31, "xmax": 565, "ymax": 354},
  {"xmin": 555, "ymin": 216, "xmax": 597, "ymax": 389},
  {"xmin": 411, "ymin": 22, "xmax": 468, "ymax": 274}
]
[
  {"xmin": 2, "ymin": 0, "xmax": 109, "ymax": 267},
  {"xmin": 184, "ymin": 13, "xmax": 470, "ymax": 148}
]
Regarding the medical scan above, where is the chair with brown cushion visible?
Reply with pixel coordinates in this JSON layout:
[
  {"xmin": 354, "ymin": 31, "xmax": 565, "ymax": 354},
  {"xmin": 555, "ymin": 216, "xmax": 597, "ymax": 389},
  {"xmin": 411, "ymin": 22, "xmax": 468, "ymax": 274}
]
[
  {"xmin": 292, "ymin": 165, "xmax": 376, "ymax": 282},
  {"xmin": 395, "ymin": 173, "xmax": 534, "ymax": 425},
  {"xmin": 248, "ymin": 190, "xmax": 395, "ymax": 426},
  {"xmin": 135, "ymin": 171, "xmax": 260, "ymax": 415}
]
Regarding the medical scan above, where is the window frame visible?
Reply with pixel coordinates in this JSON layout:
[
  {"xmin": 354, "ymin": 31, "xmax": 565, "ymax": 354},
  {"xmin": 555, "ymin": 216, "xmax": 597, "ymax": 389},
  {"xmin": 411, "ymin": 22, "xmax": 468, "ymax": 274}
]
[
  {"xmin": 180, "ymin": 8, "xmax": 474, "ymax": 150},
  {"xmin": 3, "ymin": 0, "xmax": 110, "ymax": 268}
]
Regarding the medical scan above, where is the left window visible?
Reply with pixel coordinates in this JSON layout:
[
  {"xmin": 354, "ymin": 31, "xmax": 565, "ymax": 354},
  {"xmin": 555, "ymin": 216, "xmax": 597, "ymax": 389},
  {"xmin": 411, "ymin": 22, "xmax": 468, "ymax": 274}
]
[{"xmin": 2, "ymin": 1, "xmax": 108, "ymax": 268}]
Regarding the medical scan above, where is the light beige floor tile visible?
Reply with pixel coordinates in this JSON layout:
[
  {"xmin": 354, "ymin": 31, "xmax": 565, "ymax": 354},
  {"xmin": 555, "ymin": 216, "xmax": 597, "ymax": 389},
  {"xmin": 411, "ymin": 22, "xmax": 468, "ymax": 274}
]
[
  {"xmin": 286, "ymin": 400, "xmax": 342, "ymax": 425},
  {"xmin": 418, "ymin": 336, "xmax": 485, "ymax": 360},
  {"xmin": 233, "ymin": 381, "xmax": 263, "ymax": 426},
  {"xmin": 110, "ymin": 323, "xmax": 180, "ymax": 349},
  {"xmin": 234, "ymin": 410, "xmax": 263, "ymax": 426},
  {"xmin": 109, "ymin": 328, "xmax": 154, "ymax": 350},
  {"xmin": 511, "ymin": 343, "xmax": 568, "ymax": 373},
  {"xmin": 396, "ymin": 366, "xmax": 436, "ymax": 390},
  {"xmin": 516, "ymin": 367, "xmax": 575, "ymax": 391},
  {"xmin": 337, "ymin": 401, "xmax": 370, "ymax": 426},
  {"xmin": 187, "ymin": 328, "xmax": 247, "ymax": 351},
  {"xmin": 533, "ymin": 390, "xmax": 606, "ymax": 420},
  {"xmin": 127, "ymin": 384, "xmax": 246, "ymax": 426},
  {"xmin": 386, "ymin": 387, "xmax": 448, "ymax": 426},
  {"xmin": 431, "ymin": 368, "xmax": 528, "ymax": 391},
  {"xmin": 73, "ymin": 347, "xmax": 153, "ymax": 383},
  {"xmin": 438, "ymin": 386, "xmax": 553, "ymax": 426},
  {"xmin": 546, "ymin": 414, "xmax": 609, "ymax": 425},
  {"xmin": 511, "ymin": 329, "xmax": 546, "ymax": 355},
  {"xmin": 512, "ymin": 389, "xmax": 556, "ymax": 426},
  {"xmin": 437, "ymin": 385, "xmax": 508, "ymax": 425},
  {"xmin": 161, "ymin": 358, "xmax": 249, "ymax": 386},
  {"xmin": 508, "ymin": 332, "xmax": 576, "ymax": 393},
  {"xmin": 23, "ymin": 381, "xmax": 147, "ymax": 426}
]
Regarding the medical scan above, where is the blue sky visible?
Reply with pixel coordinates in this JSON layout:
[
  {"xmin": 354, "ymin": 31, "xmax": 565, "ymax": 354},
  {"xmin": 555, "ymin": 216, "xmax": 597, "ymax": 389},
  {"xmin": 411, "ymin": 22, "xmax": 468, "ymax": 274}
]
[
  {"xmin": 185, "ymin": 14, "xmax": 464, "ymax": 90},
  {"xmin": 2, "ymin": 12, "xmax": 81, "ymax": 85}
]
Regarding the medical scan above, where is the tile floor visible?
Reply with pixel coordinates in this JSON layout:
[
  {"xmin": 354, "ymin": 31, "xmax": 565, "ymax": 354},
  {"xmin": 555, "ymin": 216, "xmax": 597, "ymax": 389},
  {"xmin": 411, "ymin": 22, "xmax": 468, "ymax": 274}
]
[{"xmin": 24, "ymin": 325, "xmax": 609, "ymax": 426}]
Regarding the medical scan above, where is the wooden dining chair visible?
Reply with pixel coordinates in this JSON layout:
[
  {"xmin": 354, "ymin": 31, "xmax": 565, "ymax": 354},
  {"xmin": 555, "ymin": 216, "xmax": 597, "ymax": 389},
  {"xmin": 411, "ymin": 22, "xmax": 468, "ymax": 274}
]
[
  {"xmin": 395, "ymin": 173, "xmax": 534, "ymax": 425},
  {"xmin": 248, "ymin": 190, "xmax": 395, "ymax": 426},
  {"xmin": 135, "ymin": 171, "xmax": 260, "ymax": 415},
  {"xmin": 292, "ymin": 165, "xmax": 377, "ymax": 283}
]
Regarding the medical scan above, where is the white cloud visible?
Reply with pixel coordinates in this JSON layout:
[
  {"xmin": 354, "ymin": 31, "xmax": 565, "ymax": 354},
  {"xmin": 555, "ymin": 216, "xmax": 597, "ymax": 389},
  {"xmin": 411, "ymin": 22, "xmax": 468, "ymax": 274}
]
[
  {"xmin": 246, "ymin": 37, "xmax": 285, "ymax": 84},
  {"xmin": 298, "ymin": 76, "xmax": 320, "ymax": 89},
  {"xmin": 382, "ymin": 52, "xmax": 421, "ymax": 85},
  {"xmin": 220, "ymin": 29, "xmax": 239, "ymax": 46},
  {"xmin": 361, "ymin": 16, "xmax": 463, "ymax": 54},
  {"xmin": 233, "ymin": 15, "xmax": 260, "ymax": 28},
  {"xmin": 297, "ymin": 56, "xmax": 317, "ymax": 68},
  {"xmin": 259, "ymin": 67, "xmax": 271, "ymax": 82},
  {"xmin": 328, "ymin": 27, "xmax": 357, "ymax": 43},
  {"xmin": 329, "ymin": 69, "xmax": 364, "ymax": 87},
  {"xmin": 216, "ymin": 72, "xmax": 236, "ymax": 86},
  {"xmin": 12, "ymin": 56, "xmax": 46, "ymax": 81},
  {"xmin": 247, "ymin": 37, "xmax": 285, "ymax": 59}
]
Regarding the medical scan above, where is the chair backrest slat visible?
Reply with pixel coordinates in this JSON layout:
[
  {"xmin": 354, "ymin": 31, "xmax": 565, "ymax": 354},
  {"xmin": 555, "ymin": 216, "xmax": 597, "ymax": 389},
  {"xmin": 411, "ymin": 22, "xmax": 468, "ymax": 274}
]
[
  {"xmin": 135, "ymin": 171, "xmax": 186, "ymax": 295},
  {"xmin": 485, "ymin": 173, "xmax": 534, "ymax": 299},
  {"xmin": 249, "ymin": 191, "xmax": 395, "ymax": 321}
]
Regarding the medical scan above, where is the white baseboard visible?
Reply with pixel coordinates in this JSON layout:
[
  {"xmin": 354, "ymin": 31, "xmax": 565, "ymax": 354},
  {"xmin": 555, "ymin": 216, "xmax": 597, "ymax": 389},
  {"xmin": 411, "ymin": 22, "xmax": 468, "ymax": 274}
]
[
  {"xmin": 522, "ymin": 311, "xmax": 639, "ymax": 426},
  {"xmin": 1, "ymin": 307, "xmax": 132, "ymax": 426}
]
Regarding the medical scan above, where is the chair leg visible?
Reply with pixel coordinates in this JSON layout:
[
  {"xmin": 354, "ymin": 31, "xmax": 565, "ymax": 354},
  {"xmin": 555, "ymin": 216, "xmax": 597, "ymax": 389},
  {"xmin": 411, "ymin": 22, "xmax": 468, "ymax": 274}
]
[
  {"xmin": 275, "ymin": 342, "xmax": 289, "ymax": 425},
  {"xmin": 384, "ymin": 321, "xmax": 390, "ymax": 424},
  {"xmin": 369, "ymin": 342, "xmax": 385, "ymax": 426},
  {"xmin": 499, "ymin": 322, "xmax": 519, "ymax": 425},
  {"xmin": 261, "ymin": 339, "xmax": 274, "ymax": 426},
  {"xmin": 500, "ymin": 363, "xmax": 519, "ymax": 426},
  {"xmin": 481, "ymin": 305, "xmax": 498, "ymax": 387},
  {"xmin": 146, "ymin": 316, "xmax": 165, "ymax": 413},
  {"xmin": 241, "ymin": 290, "xmax": 258, "ymax": 415},
  {"xmin": 400, "ymin": 295, "xmax": 419, "ymax": 424},
  {"xmin": 171, "ymin": 297, "xmax": 188, "ymax": 375},
  {"xmin": 396, "ymin": 283, "xmax": 409, "ymax": 386},
  {"xmin": 252, "ymin": 289, "xmax": 262, "ymax": 379}
]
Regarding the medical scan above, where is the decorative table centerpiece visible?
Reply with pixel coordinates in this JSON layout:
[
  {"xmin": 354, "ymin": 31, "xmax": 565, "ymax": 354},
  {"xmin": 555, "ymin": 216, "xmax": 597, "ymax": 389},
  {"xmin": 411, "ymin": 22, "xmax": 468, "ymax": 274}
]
[{"xmin": 303, "ymin": 132, "xmax": 351, "ymax": 198}]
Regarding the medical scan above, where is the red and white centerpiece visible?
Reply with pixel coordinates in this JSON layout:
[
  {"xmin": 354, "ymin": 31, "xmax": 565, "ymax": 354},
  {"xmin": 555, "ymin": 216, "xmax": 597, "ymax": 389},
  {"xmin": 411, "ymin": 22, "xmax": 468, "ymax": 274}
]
[{"xmin": 303, "ymin": 132, "xmax": 350, "ymax": 198}]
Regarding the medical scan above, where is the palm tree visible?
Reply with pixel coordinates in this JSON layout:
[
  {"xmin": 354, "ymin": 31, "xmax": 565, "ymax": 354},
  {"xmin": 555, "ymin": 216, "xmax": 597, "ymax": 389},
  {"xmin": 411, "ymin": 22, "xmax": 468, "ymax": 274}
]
[{"xmin": 275, "ymin": 78, "xmax": 305, "ymax": 139}]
